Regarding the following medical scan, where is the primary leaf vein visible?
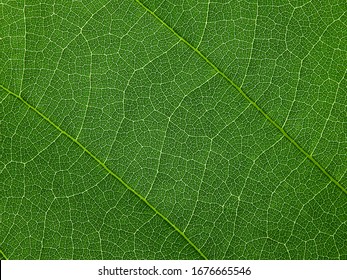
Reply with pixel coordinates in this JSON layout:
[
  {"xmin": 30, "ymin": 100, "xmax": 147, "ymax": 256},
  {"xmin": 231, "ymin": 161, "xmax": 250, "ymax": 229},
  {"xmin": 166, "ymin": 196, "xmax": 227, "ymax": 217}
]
[
  {"xmin": 0, "ymin": 85, "xmax": 208, "ymax": 260},
  {"xmin": 0, "ymin": 248, "xmax": 9, "ymax": 260},
  {"xmin": 134, "ymin": 0, "xmax": 347, "ymax": 196}
]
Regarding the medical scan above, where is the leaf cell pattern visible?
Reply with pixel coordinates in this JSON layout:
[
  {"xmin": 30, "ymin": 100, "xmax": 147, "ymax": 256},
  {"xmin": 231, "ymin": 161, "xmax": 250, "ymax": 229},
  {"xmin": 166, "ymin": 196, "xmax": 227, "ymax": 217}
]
[{"xmin": 1, "ymin": 0, "xmax": 346, "ymax": 259}]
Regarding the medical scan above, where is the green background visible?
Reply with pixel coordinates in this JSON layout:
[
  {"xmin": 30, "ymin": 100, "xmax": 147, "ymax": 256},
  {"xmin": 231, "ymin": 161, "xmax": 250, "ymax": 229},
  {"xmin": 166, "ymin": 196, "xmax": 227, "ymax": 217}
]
[{"xmin": 1, "ymin": 0, "xmax": 346, "ymax": 259}]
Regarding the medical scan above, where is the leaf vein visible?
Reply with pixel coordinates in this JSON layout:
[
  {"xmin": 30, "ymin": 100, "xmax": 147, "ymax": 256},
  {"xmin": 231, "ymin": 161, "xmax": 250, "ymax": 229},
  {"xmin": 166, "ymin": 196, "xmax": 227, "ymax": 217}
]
[
  {"xmin": 134, "ymin": 0, "xmax": 347, "ymax": 196},
  {"xmin": 0, "ymin": 85, "xmax": 208, "ymax": 260},
  {"xmin": 0, "ymin": 248, "xmax": 9, "ymax": 260}
]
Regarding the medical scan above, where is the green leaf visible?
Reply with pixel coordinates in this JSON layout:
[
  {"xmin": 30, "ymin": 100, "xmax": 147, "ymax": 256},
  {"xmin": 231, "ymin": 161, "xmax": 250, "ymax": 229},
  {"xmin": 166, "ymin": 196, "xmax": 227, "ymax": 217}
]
[{"xmin": 1, "ymin": 0, "xmax": 346, "ymax": 260}]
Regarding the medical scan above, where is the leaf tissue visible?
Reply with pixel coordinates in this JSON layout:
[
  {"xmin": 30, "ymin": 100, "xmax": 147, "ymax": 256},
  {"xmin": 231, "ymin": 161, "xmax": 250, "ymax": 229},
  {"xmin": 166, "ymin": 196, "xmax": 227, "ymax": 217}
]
[{"xmin": 0, "ymin": 0, "xmax": 346, "ymax": 259}]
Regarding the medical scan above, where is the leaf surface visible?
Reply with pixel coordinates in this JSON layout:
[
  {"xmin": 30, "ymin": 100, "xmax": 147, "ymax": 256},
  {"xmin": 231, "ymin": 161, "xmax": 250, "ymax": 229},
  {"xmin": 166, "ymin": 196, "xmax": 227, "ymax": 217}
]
[{"xmin": 1, "ymin": 0, "xmax": 346, "ymax": 259}]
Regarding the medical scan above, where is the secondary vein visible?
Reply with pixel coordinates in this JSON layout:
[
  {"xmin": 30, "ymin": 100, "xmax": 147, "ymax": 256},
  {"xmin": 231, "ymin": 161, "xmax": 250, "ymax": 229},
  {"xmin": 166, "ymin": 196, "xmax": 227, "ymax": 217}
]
[
  {"xmin": 134, "ymin": 0, "xmax": 347, "ymax": 196},
  {"xmin": 0, "ymin": 85, "xmax": 208, "ymax": 260}
]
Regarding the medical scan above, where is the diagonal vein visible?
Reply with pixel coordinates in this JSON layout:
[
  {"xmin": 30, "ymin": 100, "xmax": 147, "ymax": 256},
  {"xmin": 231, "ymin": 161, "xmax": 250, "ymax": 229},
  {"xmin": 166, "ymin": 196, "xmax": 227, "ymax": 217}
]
[
  {"xmin": 0, "ymin": 248, "xmax": 9, "ymax": 260},
  {"xmin": 134, "ymin": 0, "xmax": 347, "ymax": 196},
  {"xmin": 0, "ymin": 85, "xmax": 208, "ymax": 260}
]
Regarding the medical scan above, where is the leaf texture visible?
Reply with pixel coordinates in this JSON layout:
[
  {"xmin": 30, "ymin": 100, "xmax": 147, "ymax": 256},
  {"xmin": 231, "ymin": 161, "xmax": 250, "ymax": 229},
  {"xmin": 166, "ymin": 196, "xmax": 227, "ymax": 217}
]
[{"xmin": 0, "ymin": 0, "xmax": 347, "ymax": 259}]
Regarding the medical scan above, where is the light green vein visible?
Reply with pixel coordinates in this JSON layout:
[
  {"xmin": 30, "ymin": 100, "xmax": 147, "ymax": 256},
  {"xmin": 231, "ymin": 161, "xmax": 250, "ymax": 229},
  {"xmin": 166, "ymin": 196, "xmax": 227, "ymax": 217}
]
[
  {"xmin": 0, "ymin": 248, "xmax": 9, "ymax": 260},
  {"xmin": 134, "ymin": 0, "xmax": 347, "ymax": 196},
  {"xmin": 0, "ymin": 85, "xmax": 208, "ymax": 260}
]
